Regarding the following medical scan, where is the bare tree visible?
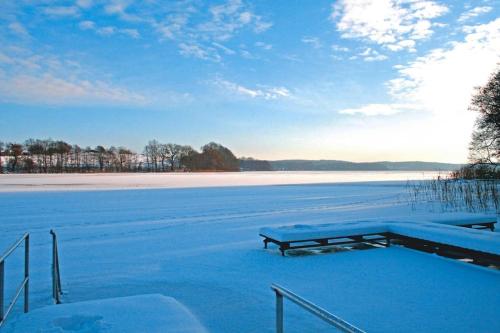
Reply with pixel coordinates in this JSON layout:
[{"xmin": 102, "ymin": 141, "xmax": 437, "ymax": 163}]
[
  {"xmin": 95, "ymin": 146, "xmax": 107, "ymax": 171},
  {"xmin": 7, "ymin": 143, "xmax": 24, "ymax": 172},
  {"xmin": 469, "ymin": 68, "xmax": 500, "ymax": 165},
  {"xmin": 144, "ymin": 140, "xmax": 160, "ymax": 172},
  {"xmin": 164, "ymin": 143, "xmax": 183, "ymax": 171},
  {"xmin": 0, "ymin": 141, "xmax": 3, "ymax": 174}
]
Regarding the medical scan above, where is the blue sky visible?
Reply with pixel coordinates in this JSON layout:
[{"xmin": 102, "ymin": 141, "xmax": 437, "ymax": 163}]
[{"xmin": 0, "ymin": 0, "xmax": 499, "ymax": 162}]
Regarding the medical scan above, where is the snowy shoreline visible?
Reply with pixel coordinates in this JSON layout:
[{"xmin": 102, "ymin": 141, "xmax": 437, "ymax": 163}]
[{"xmin": 0, "ymin": 171, "xmax": 445, "ymax": 192}]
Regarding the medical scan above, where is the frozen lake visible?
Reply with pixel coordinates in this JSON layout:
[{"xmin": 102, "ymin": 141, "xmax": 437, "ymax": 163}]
[
  {"xmin": 1, "ymin": 176, "xmax": 498, "ymax": 332},
  {"xmin": 0, "ymin": 171, "xmax": 447, "ymax": 192}
]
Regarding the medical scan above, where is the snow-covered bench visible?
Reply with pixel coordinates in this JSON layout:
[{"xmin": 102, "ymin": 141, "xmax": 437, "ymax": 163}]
[
  {"xmin": 260, "ymin": 222, "xmax": 392, "ymax": 256},
  {"xmin": 260, "ymin": 218, "xmax": 500, "ymax": 264},
  {"xmin": 388, "ymin": 222, "xmax": 500, "ymax": 259},
  {"xmin": 425, "ymin": 213, "xmax": 496, "ymax": 231}
]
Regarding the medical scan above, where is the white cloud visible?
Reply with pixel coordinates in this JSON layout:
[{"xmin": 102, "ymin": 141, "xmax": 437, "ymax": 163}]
[
  {"xmin": 331, "ymin": 44, "xmax": 349, "ymax": 52},
  {"xmin": 215, "ymin": 78, "xmax": 291, "ymax": 100},
  {"xmin": 388, "ymin": 18, "xmax": 500, "ymax": 115},
  {"xmin": 253, "ymin": 17, "xmax": 273, "ymax": 33},
  {"xmin": 212, "ymin": 42, "xmax": 236, "ymax": 55},
  {"xmin": 301, "ymin": 37, "xmax": 322, "ymax": 49},
  {"xmin": 8, "ymin": 22, "xmax": 29, "ymax": 37},
  {"xmin": 126, "ymin": 0, "xmax": 272, "ymax": 61},
  {"xmin": 339, "ymin": 103, "xmax": 419, "ymax": 116},
  {"xmin": 386, "ymin": 39, "xmax": 416, "ymax": 52},
  {"xmin": 121, "ymin": 28, "xmax": 140, "ymax": 39},
  {"xmin": 345, "ymin": 18, "xmax": 500, "ymax": 119},
  {"xmin": 458, "ymin": 6, "xmax": 493, "ymax": 23},
  {"xmin": 76, "ymin": 0, "xmax": 93, "ymax": 9},
  {"xmin": 97, "ymin": 26, "xmax": 116, "ymax": 36},
  {"xmin": 0, "ymin": 48, "xmax": 146, "ymax": 106},
  {"xmin": 0, "ymin": 74, "xmax": 145, "ymax": 105},
  {"xmin": 197, "ymin": 0, "xmax": 272, "ymax": 41},
  {"xmin": 43, "ymin": 6, "xmax": 80, "ymax": 17},
  {"xmin": 336, "ymin": 18, "xmax": 500, "ymax": 161},
  {"xmin": 255, "ymin": 41, "xmax": 272, "ymax": 50},
  {"xmin": 331, "ymin": 0, "xmax": 448, "ymax": 51},
  {"xmin": 240, "ymin": 49, "xmax": 257, "ymax": 59},
  {"xmin": 358, "ymin": 48, "xmax": 388, "ymax": 61},
  {"xmin": 179, "ymin": 43, "xmax": 221, "ymax": 62},
  {"xmin": 78, "ymin": 21, "xmax": 140, "ymax": 38},
  {"xmin": 79, "ymin": 20, "xmax": 95, "ymax": 30},
  {"xmin": 154, "ymin": 13, "xmax": 189, "ymax": 40}
]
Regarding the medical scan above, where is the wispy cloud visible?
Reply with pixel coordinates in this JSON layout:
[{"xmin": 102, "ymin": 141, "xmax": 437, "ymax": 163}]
[
  {"xmin": 331, "ymin": 0, "xmax": 448, "ymax": 51},
  {"xmin": 339, "ymin": 103, "xmax": 419, "ymax": 116},
  {"xmin": 107, "ymin": 0, "xmax": 273, "ymax": 61},
  {"xmin": 78, "ymin": 20, "xmax": 140, "ymax": 39},
  {"xmin": 76, "ymin": 0, "xmax": 93, "ymax": 9},
  {"xmin": 213, "ymin": 42, "xmax": 236, "ymax": 55},
  {"xmin": 458, "ymin": 6, "xmax": 493, "ymax": 23},
  {"xmin": 255, "ymin": 41, "xmax": 272, "ymax": 50},
  {"xmin": 331, "ymin": 44, "xmax": 349, "ymax": 52},
  {"xmin": 301, "ymin": 36, "xmax": 322, "ymax": 49},
  {"xmin": 358, "ymin": 48, "xmax": 388, "ymax": 62},
  {"xmin": 179, "ymin": 42, "xmax": 221, "ymax": 62},
  {"xmin": 43, "ymin": 6, "xmax": 81, "ymax": 18},
  {"xmin": 8, "ymin": 22, "xmax": 30, "ymax": 38},
  {"xmin": 79, "ymin": 20, "xmax": 95, "ymax": 30},
  {"xmin": 196, "ymin": 0, "xmax": 270, "ymax": 41},
  {"xmin": 215, "ymin": 77, "xmax": 291, "ymax": 100},
  {"xmin": 0, "ymin": 48, "xmax": 146, "ymax": 106}
]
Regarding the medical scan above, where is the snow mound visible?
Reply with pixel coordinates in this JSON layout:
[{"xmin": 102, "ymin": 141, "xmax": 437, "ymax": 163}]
[{"xmin": 3, "ymin": 294, "xmax": 207, "ymax": 333}]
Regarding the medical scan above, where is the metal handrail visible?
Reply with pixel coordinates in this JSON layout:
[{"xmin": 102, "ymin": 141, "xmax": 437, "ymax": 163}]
[
  {"xmin": 271, "ymin": 284, "xmax": 365, "ymax": 333},
  {"xmin": 0, "ymin": 233, "xmax": 29, "ymax": 327},
  {"xmin": 50, "ymin": 230, "xmax": 62, "ymax": 304}
]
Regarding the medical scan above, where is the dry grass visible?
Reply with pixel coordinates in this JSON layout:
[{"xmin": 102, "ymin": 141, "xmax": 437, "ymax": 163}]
[{"xmin": 407, "ymin": 175, "xmax": 500, "ymax": 213}]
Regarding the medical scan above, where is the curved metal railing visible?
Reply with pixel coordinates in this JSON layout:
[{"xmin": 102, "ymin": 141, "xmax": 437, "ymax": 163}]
[
  {"xmin": 271, "ymin": 284, "xmax": 365, "ymax": 333},
  {"xmin": 0, "ymin": 233, "xmax": 29, "ymax": 327}
]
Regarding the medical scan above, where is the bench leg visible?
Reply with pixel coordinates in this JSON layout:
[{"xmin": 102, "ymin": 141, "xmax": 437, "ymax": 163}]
[
  {"xmin": 279, "ymin": 243, "xmax": 289, "ymax": 257},
  {"xmin": 263, "ymin": 239, "xmax": 269, "ymax": 249}
]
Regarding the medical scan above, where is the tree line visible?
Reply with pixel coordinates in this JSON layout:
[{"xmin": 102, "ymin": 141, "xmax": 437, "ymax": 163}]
[{"xmin": 0, "ymin": 139, "xmax": 247, "ymax": 173}]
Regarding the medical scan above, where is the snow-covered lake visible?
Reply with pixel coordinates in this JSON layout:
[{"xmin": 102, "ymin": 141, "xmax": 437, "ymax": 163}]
[
  {"xmin": 0, "ymin": 171, "xmax": 446, "ymax": 192},
  {"xmin": 1, "ymin": 174, "xmax": 498, "ymax": 332}
]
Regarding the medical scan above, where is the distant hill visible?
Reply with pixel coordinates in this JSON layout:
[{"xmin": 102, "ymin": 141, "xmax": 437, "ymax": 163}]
[{"xmin": 241, "ymin": 159, "xmax": 462, "ymax": 171}]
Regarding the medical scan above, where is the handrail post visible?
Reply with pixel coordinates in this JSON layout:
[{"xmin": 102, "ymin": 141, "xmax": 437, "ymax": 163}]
[
  {"xmin": 51, "ymin": 232, "xmax": 56, "ymax": 301},
  {"xmin": 0, "ymin": 260, "xmax": 4, "ymax": 321},
  {"xmin": 50, "ymin": 230, "xmax": 62, "ymax": 304},
  {"xmin": 24, "ymin": 234, "xmax": 29, "ymax": 313},
  {"xmin": 276, "ymin": 290, "xmax": 283, "ymax": 333}
]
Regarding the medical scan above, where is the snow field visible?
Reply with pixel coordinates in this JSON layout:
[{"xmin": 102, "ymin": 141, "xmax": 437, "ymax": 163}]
[{"xmin": 0, "ymin": 181, "xmax": 498, "ymax": 332}]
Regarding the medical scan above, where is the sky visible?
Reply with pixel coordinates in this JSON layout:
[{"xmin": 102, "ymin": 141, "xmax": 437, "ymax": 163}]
[{"xmin": 0, "ymin": 0, "xmax": 499, "ymax": 163}]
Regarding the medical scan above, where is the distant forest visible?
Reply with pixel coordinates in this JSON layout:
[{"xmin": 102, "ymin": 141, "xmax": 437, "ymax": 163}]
[
  {"xmin": 0, "ymin": 138, "xmax": 460, "ymax": 174},
  {"xmin": 0, "ymin": 139, "xmax": 245, "ymax": 173}
]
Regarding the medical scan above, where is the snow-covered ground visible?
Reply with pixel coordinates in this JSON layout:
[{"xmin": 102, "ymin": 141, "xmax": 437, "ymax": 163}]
[
  {"xmin": 0, "ymin": 171, "xmax": 444, "ymax": 192},
  {"xmin": 0, "ymin": 175, "xmax": 498, "ymax": 332}
]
